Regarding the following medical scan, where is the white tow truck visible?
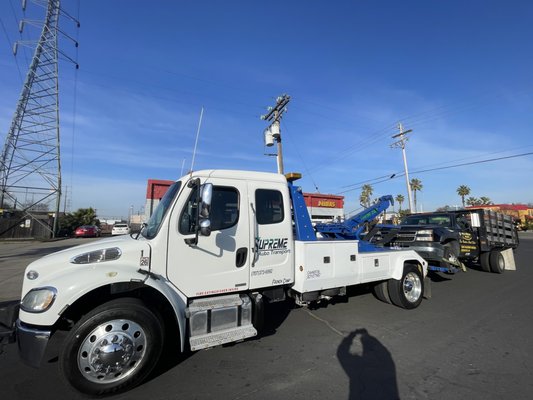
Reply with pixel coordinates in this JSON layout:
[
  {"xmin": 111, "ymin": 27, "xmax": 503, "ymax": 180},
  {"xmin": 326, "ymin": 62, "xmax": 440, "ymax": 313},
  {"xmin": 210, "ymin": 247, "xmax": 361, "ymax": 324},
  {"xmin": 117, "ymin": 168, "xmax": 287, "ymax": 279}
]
[{"xmin": 1, "ymin": 170, "xmax": 429, "ymax": 395}]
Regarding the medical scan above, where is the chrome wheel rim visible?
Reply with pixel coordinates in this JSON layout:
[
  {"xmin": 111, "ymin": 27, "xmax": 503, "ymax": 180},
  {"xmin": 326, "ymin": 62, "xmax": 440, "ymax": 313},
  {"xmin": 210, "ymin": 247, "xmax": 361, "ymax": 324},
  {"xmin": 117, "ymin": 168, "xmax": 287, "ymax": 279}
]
[
  {"xmin": 403, "ymin": 272, "xmax": 422, "ymax": 303},
  {"xmin": 77, "ymin": 319, "xmax": 147, "ymax": 384}
]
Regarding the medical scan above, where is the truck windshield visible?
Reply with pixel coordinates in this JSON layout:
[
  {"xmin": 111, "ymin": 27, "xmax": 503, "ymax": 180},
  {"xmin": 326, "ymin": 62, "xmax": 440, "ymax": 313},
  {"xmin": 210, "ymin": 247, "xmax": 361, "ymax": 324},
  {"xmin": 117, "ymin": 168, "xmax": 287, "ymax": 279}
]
[
  {"xmin": 401, "ymin": 214, "xmax": 452, "ymax": 227},
  {"xmin": 141, "ymin": 181, "xmax": 182, "ymax": 239}
]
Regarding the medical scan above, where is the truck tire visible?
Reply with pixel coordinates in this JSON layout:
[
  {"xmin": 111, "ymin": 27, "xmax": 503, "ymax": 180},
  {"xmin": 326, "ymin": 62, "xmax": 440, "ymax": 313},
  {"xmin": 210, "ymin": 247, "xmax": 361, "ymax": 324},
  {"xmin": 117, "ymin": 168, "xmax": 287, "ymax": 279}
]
[
  {"xmin": 489, "ymin": 250, "xmax": 506, "ymax": 274},
  {"xmin": 388, "ymin": 264, "xmax": 424, "ymax": 309},
  {"xmin": 372, "ymin": 281, "xmax": 391, "ymax": 304},
  {"xmin": 480, "ymin": 252, "xmax": 491, "ymax": 272},
  {"xmin": 59, "ymin": 298, "xmax": 164, "ymax": 396},
  {"xmin": 442, "ymin": 241, "xmax": 460, "ymax": 271}
]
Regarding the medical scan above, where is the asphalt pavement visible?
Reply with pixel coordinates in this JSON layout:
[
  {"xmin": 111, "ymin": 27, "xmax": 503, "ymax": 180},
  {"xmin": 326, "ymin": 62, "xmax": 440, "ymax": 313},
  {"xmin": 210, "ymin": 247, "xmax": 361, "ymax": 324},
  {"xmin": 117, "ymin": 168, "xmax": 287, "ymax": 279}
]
[{"xmin": 0, "ymin": 233, "xmax": 532, "ymax": 400}]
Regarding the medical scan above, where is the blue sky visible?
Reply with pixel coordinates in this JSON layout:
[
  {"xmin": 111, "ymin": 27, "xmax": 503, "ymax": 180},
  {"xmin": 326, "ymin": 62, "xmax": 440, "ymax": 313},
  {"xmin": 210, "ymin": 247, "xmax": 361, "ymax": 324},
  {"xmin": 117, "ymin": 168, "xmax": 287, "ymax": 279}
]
[{"xmin": 1, "ymin": 0, "xmax": 532, "ymax": 219}]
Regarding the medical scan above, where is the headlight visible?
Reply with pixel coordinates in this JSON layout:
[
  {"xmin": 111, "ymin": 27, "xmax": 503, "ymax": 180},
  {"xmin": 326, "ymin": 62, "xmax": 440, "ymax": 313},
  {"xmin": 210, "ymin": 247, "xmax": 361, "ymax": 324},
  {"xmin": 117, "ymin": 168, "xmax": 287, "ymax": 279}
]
[
  {"xmin": 70, "ymin": 247, "xmax": 122, "ymax": 264},
  {"xmin": 415, "ymin": 229, "xmax": 434, "ymax": 241},
  {"xmin": 21, "ymin": 287, "xmax": 57, "ymax": 313}
]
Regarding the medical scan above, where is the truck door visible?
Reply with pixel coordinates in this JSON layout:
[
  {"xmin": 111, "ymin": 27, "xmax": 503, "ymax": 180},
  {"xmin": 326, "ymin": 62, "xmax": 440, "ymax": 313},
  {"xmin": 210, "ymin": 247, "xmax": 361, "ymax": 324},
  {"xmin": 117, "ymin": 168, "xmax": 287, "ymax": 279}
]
[
  {"xmin": 456, "ymin": 212, "xmax": 479, "ymax": 257},
  {"xmin": 166, "ymin": 178, "xmax": 250, "ymax": 298},
  {"xmin": 248, "ymin": 182, "xmax": 294, "ymax": 289}
]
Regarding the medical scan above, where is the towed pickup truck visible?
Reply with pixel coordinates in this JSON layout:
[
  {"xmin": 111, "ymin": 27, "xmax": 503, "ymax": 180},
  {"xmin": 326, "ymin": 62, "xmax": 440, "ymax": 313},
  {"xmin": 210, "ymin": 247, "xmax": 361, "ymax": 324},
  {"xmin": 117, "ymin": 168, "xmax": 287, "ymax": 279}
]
[{"xmin": 366, "ymin": 209, "xmax": 519, "ymax": 273}]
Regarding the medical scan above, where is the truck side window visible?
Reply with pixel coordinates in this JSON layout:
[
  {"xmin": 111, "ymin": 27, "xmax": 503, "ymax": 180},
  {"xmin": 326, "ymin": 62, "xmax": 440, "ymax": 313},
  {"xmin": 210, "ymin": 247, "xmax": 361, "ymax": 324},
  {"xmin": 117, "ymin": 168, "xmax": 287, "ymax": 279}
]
[
  {"xmin": 179, "ymin": 186, "xmax": 239, "ymax": 234},
  {"xmin": 256, "ymin": 189, "xmax": 284, "ymax": 225},
  {"xmin": 210, "ymin": 187, "xmax": 239, "ymax": 231},
  {"xmin": 456, "ymin": 213, "xmax": 471, "ymax": 230}
]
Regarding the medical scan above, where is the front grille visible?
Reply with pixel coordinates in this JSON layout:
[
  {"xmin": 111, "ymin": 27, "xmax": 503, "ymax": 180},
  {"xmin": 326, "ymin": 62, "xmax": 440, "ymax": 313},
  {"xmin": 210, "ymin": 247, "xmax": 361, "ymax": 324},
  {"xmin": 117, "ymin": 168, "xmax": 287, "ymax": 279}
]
[
  {"xmin": 372, "ymin": 229, "xmax": 419, "ymax": 243},
  {"xmin": 394, "ymin": 231, "xmax": 418, "ymax": 242}
]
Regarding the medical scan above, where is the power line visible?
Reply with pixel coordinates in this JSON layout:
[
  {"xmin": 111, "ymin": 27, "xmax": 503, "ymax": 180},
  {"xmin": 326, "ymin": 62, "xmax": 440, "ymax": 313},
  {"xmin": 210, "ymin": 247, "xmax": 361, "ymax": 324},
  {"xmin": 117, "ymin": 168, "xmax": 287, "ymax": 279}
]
[
  {"xmin": 339, "ymin": 143, "xmax": 533, "ymax": 191},
  {"xmin": 67, "ymin": 0, "xmax": 81, "ymax": 211},
  {"xmin": 0, "ymin": 16, "xmax": 24, "ymax": 82},
  {"xmin": 336, "ymin": 151, "xmax": 533, "ymax": 194},
  {"xmin": 410, "ymin": 151, "xmax": 533, "ymax": 175},
  {"xmin": 281, "ymin": 120, "xmax": 320, "ymax": 192}
]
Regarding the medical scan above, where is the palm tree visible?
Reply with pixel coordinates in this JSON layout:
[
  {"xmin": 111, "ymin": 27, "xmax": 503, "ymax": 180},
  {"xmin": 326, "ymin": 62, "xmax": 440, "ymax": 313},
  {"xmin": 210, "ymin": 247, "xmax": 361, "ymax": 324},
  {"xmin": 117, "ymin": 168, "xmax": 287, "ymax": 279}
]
[
  {"xmin": 359, "ymin": 184, "xmax": 373, "ymax": 208},
  {"xmin": 395, "ymin": 194, "xmax": 405, "ymax": 212},
  {"xmin": 466, "ymin": 197, "xmax": 480, "ymax": 207},
  {"xmin": 479, "ymin": 196, "xmax": 492, "ymax": 205},
  {"xmin": 410, "ymin": 178, "xmax": 423, "ymax": 212},
  {"xmin": 457, "ymin": 185, "xmax": 471, "ymax": 208}
]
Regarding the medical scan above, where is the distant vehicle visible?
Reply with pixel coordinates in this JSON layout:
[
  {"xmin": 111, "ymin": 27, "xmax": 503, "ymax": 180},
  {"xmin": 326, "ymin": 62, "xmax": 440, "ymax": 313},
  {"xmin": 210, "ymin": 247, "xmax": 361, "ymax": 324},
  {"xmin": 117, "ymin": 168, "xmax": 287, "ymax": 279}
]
[
  {"xmin": 74, "ymin": 225, "xmax": 100, "ymax": 238},
  {"xmin": 111, "ymin": 223, "xmax": 131, "ymax": 235}
]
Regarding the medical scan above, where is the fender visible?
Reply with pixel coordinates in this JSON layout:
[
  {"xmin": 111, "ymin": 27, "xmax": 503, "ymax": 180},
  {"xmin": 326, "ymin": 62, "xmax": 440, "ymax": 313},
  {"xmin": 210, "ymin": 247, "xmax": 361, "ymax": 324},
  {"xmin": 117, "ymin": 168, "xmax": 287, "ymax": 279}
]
[
  {"xmin": 388, "ymin": 249, "xmax": 428, "ymax": 280},
  {"xmin": 18, "ymin": 236, "xmax": 188, "ymax": 352},
  {"xmin": 20, "ymin": 266, "xmax": 186, "ymax": 348}
]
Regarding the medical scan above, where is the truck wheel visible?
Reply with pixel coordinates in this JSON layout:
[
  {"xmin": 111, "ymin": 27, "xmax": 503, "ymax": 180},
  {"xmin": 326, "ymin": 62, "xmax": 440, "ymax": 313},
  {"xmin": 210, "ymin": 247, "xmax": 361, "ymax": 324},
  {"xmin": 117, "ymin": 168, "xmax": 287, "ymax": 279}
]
[
  {"xmin": 372, "ymin": 281, "xmax": 391, "ymax": 304},
  {"xmin": 59, "ymin": 298, "xmax": 164, "ymax": 396},
  {"xmin": 388, "ymin": 265, "xmax": 424, "ymax": 309},
  {"xmin": 480, "ymin": 252, "xmax": 491, "ymax": 272},
  {"xmin": 489, "ymin": 250, "xmax": 505, "ymax": 274}
]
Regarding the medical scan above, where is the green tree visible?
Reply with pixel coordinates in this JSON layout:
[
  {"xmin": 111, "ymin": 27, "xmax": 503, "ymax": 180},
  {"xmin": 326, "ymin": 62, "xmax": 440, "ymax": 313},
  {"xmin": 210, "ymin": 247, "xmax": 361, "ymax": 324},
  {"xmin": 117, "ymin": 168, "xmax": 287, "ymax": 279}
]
[
  {"xmin": 395, "ymin": 194, "xmax": 405, "ymax": 212},
  {"xmin": 456, "ymin": 185, "xmax": 471, "ymax": 208},
  {"xmin": 58, "ymin": 207, "xmax": 99, "ymax": 236},
  {"xmin": 359, "ymin": 184, "xmax": 373, "ymax": 208},
  {"xmin": 410, "ymin": 178, "xmax": 423, "ymax": 212}
]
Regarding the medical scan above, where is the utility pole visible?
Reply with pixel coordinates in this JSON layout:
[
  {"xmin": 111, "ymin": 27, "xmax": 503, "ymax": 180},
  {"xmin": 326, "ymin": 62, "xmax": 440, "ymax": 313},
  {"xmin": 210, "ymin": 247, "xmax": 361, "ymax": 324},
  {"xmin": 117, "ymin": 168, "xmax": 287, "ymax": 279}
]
[
  {"xmin": 261, "ymin": 94, "xmax": 290, "ymax": 174},
  {"xmin": 391, "ymin": 123, "xmax": 414, "ymax": 213}
]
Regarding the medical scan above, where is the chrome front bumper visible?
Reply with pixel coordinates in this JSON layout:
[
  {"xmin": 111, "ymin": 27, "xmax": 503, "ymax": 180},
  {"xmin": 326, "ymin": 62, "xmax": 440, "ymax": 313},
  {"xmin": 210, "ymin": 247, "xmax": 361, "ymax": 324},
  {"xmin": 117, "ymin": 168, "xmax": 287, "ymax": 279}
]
[
  {"xmin": 16, "ymin": 319, "xmax": 51, "ymax": 368},
  {"xmin": 0, "ymin": 299, "xmax": 51, "ymax": 367}
]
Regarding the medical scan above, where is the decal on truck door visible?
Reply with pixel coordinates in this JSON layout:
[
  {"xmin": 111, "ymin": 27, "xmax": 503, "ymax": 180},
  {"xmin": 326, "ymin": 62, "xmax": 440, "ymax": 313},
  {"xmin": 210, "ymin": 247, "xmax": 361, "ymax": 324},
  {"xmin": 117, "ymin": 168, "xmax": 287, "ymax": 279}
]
[
  {"xmin": 256, "ymin": 237, "xmax": 291, "ymax": 256},
  {"xmin": 459, "ymin": 231, "xmax": 478, "ymax": 254}
]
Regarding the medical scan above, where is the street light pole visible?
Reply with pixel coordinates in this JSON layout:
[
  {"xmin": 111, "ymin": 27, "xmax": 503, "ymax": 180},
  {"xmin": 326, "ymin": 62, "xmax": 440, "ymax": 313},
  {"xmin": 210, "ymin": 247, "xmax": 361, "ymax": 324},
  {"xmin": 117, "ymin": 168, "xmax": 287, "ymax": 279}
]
[{"xmin": 391, "ymin": 123, "xmax": 414, "ymax": 213}]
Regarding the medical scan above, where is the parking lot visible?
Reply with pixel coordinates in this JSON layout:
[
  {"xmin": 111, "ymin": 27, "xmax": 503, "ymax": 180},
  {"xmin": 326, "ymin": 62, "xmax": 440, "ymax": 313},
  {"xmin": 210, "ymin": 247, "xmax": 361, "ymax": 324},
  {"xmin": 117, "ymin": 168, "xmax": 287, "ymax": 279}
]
[{"xmin": 1, "ymin": 234, "xmax": 532, "ymax": 399}]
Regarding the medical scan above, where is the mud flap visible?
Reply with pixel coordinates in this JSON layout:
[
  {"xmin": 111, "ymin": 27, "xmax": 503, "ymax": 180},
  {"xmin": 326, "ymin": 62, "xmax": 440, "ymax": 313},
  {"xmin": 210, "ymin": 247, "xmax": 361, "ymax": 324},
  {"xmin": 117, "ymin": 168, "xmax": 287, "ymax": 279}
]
[
  {"xmin": 423, "ymin": 276, "xmax": 431, "ymax": 299},
  {"xmin": 502, "ymin": 248, "xmax": 516, "ymax": 271}
]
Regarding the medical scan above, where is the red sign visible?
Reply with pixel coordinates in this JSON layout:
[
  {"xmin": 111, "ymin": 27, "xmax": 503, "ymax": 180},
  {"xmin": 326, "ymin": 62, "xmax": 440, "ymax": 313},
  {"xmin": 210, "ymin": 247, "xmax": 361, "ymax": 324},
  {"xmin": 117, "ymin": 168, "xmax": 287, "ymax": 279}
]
[{"xmin": 303, "ymin": 193, "xmax": 344, "ymax": 209}]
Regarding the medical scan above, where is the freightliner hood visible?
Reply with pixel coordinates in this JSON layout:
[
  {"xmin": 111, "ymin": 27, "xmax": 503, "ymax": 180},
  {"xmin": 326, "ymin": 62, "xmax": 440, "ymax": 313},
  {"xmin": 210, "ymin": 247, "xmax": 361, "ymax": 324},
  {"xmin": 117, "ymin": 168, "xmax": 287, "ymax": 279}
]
[{"xmin": 20, "ymin": 235, "xmax": 152, "ymax": 317}]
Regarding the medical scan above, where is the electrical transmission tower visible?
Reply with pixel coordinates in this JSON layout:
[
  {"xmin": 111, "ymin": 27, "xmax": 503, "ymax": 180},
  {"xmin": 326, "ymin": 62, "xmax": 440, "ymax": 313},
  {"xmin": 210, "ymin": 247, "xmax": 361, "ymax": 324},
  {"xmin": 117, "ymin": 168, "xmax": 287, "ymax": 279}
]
[{"xmin": 0, "ymin": 0, "xmax": 79, "ymax": 237}]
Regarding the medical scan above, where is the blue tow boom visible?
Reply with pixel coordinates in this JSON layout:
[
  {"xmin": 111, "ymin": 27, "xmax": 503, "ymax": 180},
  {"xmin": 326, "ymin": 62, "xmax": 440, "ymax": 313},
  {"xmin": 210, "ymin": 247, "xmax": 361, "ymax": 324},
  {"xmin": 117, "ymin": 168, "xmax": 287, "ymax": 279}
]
[{"xmin": 314, "ymin": 195, "xmax": 394, "ymax": 240}]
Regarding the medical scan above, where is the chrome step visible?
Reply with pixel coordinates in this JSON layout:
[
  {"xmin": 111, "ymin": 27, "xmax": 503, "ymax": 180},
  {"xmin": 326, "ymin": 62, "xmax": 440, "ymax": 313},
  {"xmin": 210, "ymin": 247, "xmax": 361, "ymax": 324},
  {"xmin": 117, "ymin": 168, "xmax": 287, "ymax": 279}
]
[
  {"xmin": 186, "ymin": 294, "xmax": 242, "ymax": 316},
  {"xmin": 190, "ymin": 325, "xmax": 257, "ymax": 351}
]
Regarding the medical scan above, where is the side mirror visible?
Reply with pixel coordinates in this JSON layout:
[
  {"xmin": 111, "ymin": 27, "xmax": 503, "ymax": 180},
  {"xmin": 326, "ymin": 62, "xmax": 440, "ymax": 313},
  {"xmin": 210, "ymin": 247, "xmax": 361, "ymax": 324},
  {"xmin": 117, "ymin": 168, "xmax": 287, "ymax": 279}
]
[
  {"xmin": 185, "ymin": 182, "xmax": 213, "ymax": 246},
  {"xmin": 199, "ymin": 183, "xmax": 212, "ymax": 237},
  {"xmin": 199, "ymin": 219, "xmax": 211, "ymax": 237},
  {"xmin": 199, "ymin": 183, "xmax": 212, "ymax": 219}
]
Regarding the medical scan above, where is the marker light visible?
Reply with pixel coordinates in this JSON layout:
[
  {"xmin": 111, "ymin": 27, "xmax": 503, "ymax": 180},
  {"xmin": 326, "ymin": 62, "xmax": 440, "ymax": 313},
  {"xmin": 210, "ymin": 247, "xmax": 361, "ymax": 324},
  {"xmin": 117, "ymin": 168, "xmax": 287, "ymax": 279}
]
[{"xmin": 70, "ymin": 247, "xmax": 122, "ymax": 264}]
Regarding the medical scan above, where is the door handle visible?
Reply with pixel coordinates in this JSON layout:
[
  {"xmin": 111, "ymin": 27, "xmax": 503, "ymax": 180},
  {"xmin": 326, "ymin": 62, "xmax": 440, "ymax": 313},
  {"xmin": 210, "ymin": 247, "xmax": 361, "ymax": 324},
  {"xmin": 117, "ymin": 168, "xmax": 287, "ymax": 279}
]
[{"xmin": 235, "ymin": 247, "xmax": 248, "ymax": 268}]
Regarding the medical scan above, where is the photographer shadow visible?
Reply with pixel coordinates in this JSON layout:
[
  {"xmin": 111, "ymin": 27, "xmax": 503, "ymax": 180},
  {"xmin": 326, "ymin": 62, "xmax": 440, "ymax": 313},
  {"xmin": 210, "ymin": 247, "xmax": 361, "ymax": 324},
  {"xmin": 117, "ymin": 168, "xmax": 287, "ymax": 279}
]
[{"xmin": 337, "ymin": 328, "xmax": 400, "ymax": 400}]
